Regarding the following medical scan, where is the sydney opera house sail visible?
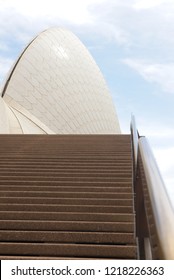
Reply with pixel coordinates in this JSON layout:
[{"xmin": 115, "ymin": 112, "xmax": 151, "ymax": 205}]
[{"xmin": 0, "ymin": 28, "xmax": 120, "ymax": 134}]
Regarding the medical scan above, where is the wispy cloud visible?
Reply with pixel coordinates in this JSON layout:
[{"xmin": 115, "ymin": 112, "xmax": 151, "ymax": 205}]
[
  {"xmin": 122, "ymin": 59, "xmax": 174, "ymax": 94},
  {"xmin": 133, "ymin": 0, "xmax": 173, "ymax": 10},
  {"xmin": 0, "ymin": 0, "xmax": 98, "ymax": 23},
  {"xmin": 0, "ymin": 0, "xmax": 99, "ymax": 49},
  {"xmin": 1, "ymin": 0, "xmax": 174, "ymax": 56}
]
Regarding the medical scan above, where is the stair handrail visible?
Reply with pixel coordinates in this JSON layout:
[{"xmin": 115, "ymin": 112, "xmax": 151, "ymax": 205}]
[
  {"xmin": 130, "ymin": 114, "xmax": 139, "ymax": 175},
  {"xmin": 139, "ymin": 137, "xmax": 174, "ymax": 259}
]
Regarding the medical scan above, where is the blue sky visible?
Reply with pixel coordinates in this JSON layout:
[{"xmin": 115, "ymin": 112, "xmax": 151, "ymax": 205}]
[{"xmin": 0, "ymin": 0, "xmax": 174, "ymax": 204}]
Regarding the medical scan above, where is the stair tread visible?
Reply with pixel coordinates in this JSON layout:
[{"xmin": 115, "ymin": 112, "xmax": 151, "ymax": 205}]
[{"xmin": 0, "ymin": 134, "xmax": 137, "ymax": 259}]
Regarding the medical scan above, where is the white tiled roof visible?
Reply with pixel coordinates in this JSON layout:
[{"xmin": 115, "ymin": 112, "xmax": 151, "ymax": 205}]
[{"xmin": 2, "ymin": 27, "xmax": 120, "ymax": 134}]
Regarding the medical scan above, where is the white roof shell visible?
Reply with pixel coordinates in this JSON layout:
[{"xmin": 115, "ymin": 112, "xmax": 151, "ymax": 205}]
[{"xmin": 2, "ymin": 28, "xmax": 120, "ymax": 134}]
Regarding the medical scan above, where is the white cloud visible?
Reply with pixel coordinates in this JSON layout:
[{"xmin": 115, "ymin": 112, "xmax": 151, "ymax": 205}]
[
  {"xmin": 0, "ymin": 0, "xmax": 99, "ymax": 48},
  {"xmin": 123, "ymin": 59, "xmax": 174, "ymax": 94},
  {"xmin": 1, "ymin": 0, "xmax": 174, "ymax": 53},
  {"xmin": 133, "ymin": 0, "xmax": 173, "ymax": 10},
  {"xmin": 0, "ymin": 0, "xmax": 103, "ymax": 24},
  {"xmin": 87, "ymin": 21, "xmax": 130, "ymax": 45},
  {"xmin": 1, "ymin": 0, "xmax": 174, "ymax": 48}
]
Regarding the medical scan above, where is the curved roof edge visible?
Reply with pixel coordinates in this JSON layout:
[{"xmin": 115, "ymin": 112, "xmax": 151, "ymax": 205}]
[
  {"xmin": 1, "ymin": 27, "xmax": 67, "ymax": 98},
  {"xmin": 1, "ymin": 27, "xmax": 121, "ymax": 134},
  {"xmin": 1, "ymin": 34, "xmax": 39, "ymax": 98}
]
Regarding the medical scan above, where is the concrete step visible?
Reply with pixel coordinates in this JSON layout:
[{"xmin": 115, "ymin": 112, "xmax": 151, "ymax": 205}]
[
  {"xmin": 0, "ymin": 134, "xmax": 137, "ymax": 259},
  {"xmin": 0, "ymin": 243, "xmax": 137, "ymax": 259},
  {"xmin": 0, "ymin": 230, "xmax": 135, "ymax": 244},
  {"xmin": 0, "ymin": 186, "xmax": 133, "ymax": 193},
  {"xmin": 0, "ymin": 220, "xmax": 134, "ymax": 232},
  {"xmin": 0, "ymin": 191, "xmax": 132, "ymax": 199},
  {"xmin": 0, "ymin": 204, "xmax": 133, "ymax": 213},
  {"xmin": 0, "ymin": 197, "xmax": 133, "ymax": 206},
  {"xmin": 0, "ymin": 211, "xmax": 134, "ymax": 222}
]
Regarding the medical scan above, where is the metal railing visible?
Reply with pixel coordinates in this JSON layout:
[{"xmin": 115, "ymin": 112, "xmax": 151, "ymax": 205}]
[
  {"xmin": 130, "ymin": 114, "xmax": 139, "ymax": 176},
  {"xmin": 139, "ymin": 138, "xmax": 174, "ymax": 259},
  {"xmin": 131, "ymin": 115, "xmax": 174, "ymax": 259}
]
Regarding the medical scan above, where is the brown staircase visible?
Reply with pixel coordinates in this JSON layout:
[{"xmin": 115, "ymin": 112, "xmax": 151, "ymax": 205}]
[{"xmin": 0, "ymin": 135, "xmax": 137, "ymax": 259}]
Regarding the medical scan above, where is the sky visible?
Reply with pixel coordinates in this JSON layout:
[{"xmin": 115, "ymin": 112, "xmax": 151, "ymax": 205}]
[{"xmin": 0, "ymin": 0, "xmax": 174, "ymax": 205}]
